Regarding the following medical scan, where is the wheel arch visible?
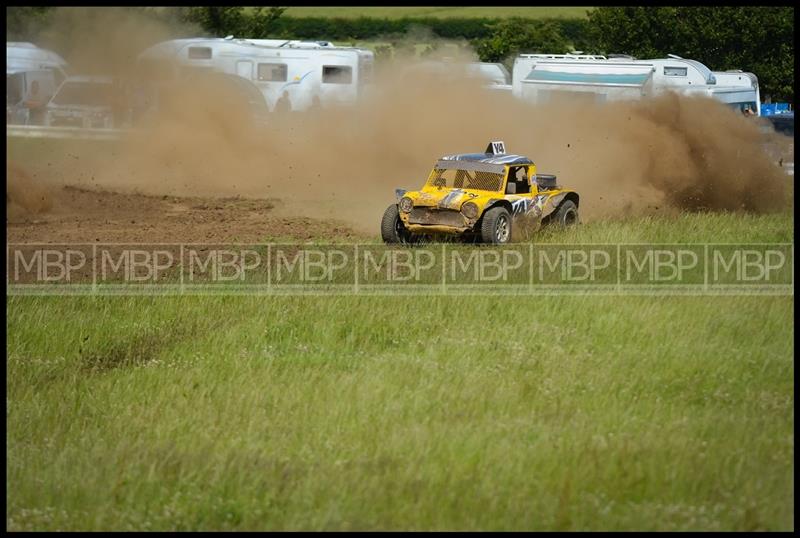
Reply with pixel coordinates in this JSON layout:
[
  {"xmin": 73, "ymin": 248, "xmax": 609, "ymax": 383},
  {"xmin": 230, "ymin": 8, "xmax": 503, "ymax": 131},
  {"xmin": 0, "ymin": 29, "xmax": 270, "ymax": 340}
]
[
  {"xmin": 541, "ymin": 192, "xmax": 580, "ymax": 227},
  {"xmin": 484, "ymin": 199, "xmax": 514, "ymax": 215},
  {"xmin": 475, "ymin": 199, "xmax": 513, "ymax": 228},
  {"xmin": 563, "ymin": 191, "xmax": 580, "ymax": 208}
]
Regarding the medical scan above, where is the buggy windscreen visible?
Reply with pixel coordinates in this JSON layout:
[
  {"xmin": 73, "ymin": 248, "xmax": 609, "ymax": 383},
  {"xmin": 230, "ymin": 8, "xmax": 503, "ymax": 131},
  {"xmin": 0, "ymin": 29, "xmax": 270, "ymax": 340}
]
[{"xmin": 427, "ymin": 167, "xmax": 505, "ymax": 192}]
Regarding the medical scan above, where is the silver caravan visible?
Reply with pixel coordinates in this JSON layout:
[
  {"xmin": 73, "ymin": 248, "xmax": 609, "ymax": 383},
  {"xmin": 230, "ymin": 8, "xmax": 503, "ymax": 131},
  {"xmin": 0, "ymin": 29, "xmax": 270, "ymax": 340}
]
[
  {"xmin": 7, "ymin": 42, "xmax": 69, "ymax": 124},
  {"xmin": 138, "ymin": 37, "xmax": 374, "ymax": 111},
  {"xmin": 512, "ymin": 53, "xmax": 761, "ymax": 115}
]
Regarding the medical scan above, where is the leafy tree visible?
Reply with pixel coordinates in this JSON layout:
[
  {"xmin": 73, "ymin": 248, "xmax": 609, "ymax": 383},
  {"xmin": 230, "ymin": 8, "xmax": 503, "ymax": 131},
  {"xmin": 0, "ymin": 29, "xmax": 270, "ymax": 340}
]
[
  {"xmin": 473, "ymin": 18, "xmax": 571, "ymax": 65},
  {"xmin": 587, "ymin": 7, "xmax": 794, "ymax": 102},
  {"xmin": 6, "ymin": 7, "xmax": 55, "ymax": 40},
  {"xmin": 181, "ymin": 6, "xmax": 285, "ymax": 38},
  {"xmin": 248, "ymin": 6, "xmax": 286, "ymax": 38}
]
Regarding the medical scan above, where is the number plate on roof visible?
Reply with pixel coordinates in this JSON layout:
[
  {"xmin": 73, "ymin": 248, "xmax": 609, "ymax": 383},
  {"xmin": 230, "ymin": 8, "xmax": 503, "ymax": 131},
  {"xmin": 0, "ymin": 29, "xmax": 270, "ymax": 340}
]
[{"xmin": 486, "ymin": 141, "xmax": 506, "ymax": 155}]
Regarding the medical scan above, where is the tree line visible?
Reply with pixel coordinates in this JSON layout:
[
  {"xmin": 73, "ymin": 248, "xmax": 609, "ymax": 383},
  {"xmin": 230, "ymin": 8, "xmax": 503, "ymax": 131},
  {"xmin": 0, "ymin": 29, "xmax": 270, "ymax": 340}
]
[{"xmin": 6, "ymin": 6, "xmax": 794, "ymax": 102}]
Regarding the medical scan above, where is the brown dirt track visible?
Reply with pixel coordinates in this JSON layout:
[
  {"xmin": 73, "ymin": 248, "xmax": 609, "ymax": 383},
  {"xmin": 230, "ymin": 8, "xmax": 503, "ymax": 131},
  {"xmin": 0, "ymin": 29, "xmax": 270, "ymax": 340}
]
[{"xmin": 6, "ymin": 185, "xmax": 367, "ymax": 244}]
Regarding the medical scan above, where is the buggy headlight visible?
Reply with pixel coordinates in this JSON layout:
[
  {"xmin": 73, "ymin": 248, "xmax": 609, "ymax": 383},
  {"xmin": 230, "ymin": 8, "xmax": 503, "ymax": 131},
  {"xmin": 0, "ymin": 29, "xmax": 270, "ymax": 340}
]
[
  {"xmin": 399, "ymin": 196, "xmax": 413, "ymax": 212},
  {"xmin": 461, "ymin": 201, "xmax": 478, "ymax": 219}
]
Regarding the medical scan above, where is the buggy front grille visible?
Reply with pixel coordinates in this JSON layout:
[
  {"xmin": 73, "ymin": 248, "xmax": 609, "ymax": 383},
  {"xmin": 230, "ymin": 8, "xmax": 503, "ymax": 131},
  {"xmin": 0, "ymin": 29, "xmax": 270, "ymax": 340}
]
[{"xmin": 409, "ymin": 208, "xmax": 466, "ymax": 227}]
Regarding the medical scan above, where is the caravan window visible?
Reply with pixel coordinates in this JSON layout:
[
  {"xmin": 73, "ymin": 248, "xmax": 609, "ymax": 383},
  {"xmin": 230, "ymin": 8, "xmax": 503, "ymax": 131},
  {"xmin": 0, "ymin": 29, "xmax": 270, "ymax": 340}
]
[
  {"xmin": 187, "ymin": 47, "xmax": 212, "ymax": 60},
  {"xmin": 322, "ymin": 66, "xmax": 352, "ymax": 85},
  {"xmin": 664, "ymin": 66, "xmax": 688, "ymax": 77},
  {"xmin": 257, "ymin": 63, "xmax": 288, "ymax": 82}
]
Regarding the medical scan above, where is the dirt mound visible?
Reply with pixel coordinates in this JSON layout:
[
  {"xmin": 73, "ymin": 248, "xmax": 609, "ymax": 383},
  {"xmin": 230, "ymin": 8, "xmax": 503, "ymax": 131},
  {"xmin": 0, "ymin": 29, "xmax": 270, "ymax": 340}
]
[
  {"xmin": 5, "ymin": 185, "xmax": 367, "ymax": 244},
  {"xmin": 7, "ymin": 163, "xmax": 54, "ymax": 220}
]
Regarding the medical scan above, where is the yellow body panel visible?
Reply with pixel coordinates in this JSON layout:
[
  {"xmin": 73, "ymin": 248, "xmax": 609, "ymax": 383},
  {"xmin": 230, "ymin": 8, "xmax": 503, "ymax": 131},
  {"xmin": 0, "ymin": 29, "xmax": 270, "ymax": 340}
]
[{"xmin": 397, "ymin": 163, "xmax": 578, "ymax": 235}]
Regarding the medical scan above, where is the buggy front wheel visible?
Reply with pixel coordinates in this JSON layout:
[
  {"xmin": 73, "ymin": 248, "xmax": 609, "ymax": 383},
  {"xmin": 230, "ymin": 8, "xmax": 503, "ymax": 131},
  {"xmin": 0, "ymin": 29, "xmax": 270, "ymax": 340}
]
[
  {"xmin": 480, "ymin": 206, "xmax": 512, "ymax": 244},
  {"xmin": 381, "ymin": 204, "xmax": 414, "ymax": 244}
]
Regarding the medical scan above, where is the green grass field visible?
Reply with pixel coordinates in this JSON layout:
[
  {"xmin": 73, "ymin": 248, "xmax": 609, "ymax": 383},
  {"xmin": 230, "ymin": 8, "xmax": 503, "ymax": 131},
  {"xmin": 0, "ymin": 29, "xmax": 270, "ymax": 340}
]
[
  {"xmin": 281, "ymin": 7, "xmax": 591, "ymax": 19},
  {"xmin": 6, "ymin": 212, "xmax": 794, "ymax": 531}
]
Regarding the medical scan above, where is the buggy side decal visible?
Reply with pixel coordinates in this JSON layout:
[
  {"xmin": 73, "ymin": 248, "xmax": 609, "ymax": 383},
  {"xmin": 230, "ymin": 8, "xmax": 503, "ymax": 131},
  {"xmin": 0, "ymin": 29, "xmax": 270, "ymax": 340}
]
[{"xmin": 510, "ymin": 194, "xmax": 548, "ymax": 217}]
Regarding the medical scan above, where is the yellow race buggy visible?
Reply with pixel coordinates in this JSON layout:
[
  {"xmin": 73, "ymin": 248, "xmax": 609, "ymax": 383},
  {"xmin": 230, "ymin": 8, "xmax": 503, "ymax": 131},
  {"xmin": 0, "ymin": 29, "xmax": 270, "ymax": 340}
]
[{"xmin": 381, "ymin": 141, "xmax": 580, "ymax": 244}]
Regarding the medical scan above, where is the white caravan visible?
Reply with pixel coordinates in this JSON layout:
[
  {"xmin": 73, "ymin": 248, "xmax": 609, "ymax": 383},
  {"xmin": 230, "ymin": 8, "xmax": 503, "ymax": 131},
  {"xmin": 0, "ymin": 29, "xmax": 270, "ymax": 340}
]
[
  {"xmin": 707, "ymin": 70, "xmax": 761, "ymax": 115},
  {"xmin": 7, "ymin": 41, "xmax": 68, "ymax": 76},
  {"xmin": 7, "ymin": 42, "xmax": 69, "ymax": 124},
  {"xmin": 511, "ymin": 53, "xmax": 761, "ymax": 115},
  {"xmin": 138, "ymin": 37, "xmax": 374, "ymax": 111}
]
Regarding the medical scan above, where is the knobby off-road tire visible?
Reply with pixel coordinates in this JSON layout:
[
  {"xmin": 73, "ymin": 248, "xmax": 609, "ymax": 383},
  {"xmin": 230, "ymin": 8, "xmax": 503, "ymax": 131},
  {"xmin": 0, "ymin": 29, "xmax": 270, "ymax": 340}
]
[
  {"xmin": 550, "ymin": 199, "xmax": 579, "ymax": 228},
  {"xmin": 381, "ymin": 204, "xmax": 414, "ymax": 244},
  {"xmin": 480, "ymin": 206, "xmax": 512, "ymax": 244}
]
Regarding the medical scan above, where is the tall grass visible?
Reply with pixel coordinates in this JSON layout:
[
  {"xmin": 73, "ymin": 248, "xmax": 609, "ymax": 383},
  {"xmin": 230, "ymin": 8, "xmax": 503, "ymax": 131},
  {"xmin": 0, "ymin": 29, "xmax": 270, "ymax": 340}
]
[{"xmin": 6, "ymin": 213, "xmax": 794, "ymax": 530}]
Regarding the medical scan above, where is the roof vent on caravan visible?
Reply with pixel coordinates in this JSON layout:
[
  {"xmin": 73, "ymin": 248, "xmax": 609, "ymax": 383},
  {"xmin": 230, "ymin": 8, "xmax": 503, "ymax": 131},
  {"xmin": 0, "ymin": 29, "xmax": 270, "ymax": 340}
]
[
  {"xmin": 608, "ymin": 54, "xmax": 637, "ymax": 60},
  {"xmin": 280, "ymin": 40, "xmax": 335, "ymax": 49},
  {"xmin": 667, "ymin": 54, "xmax": 684, "ymax": 60},
  {"xmin": 519, "ymin": 53, "xmax": 607, "ymax": 61}
]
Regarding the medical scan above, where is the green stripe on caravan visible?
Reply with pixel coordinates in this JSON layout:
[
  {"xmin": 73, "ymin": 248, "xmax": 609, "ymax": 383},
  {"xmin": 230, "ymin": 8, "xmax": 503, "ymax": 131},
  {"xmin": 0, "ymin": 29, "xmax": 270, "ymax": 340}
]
[{"xmin": 525, "ymin": 71, "xmax": 651, "ymax": 85}]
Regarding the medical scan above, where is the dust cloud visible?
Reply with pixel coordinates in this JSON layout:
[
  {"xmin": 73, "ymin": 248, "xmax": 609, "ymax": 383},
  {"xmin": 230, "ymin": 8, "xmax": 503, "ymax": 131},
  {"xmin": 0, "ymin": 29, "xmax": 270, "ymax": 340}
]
[
  {"xmin": 107, "ymin": 64, "xmax": 790, "ymax": 228},
  {"xmin": 7, "ymin": 162, "xmax": 53, "ymax": 219},
  {"xmin": 8, "ymin": 8, "xmax": 791, "ymax": 232},
  {"xmin": 34, "ymin": 7, "xmax": 192, "ymax": 77}
]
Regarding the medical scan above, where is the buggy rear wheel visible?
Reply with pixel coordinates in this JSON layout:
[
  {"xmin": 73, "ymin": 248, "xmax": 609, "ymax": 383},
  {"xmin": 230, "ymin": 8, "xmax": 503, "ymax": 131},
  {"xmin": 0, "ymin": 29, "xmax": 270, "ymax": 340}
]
[{"xmin": 551, "ymin": 200, "xmax": 579, "ymax": 228}]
